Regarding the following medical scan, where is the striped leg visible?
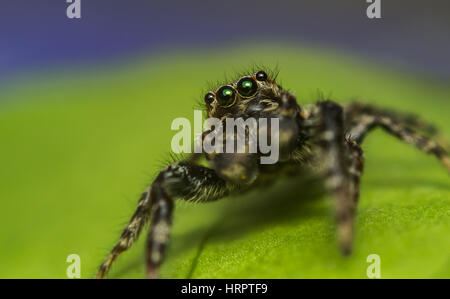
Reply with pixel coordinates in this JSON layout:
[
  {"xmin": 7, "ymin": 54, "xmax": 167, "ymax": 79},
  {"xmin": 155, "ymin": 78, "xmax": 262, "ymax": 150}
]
[
  {"xmin": 346, "ymin": 114, "xmax": 377, "ymax": 144},
  {"xmin": 347, "ymin": 111, "xmax": 450, "ymax": 173},
  {"xmin": 344, "ymin": 102, "xmax": 439, "ymax": 138},
  {"xmin": 316, "ymin": 101, "xmax": 356, "ymax": 254},
  {"xmin": 145, "ymin": 177, "xmax": 173, "ymax": 279},
  {"xmin": 96, "ymin": 188, "xmax": 152, "ymax": 279},
  {"xmin": 377, "ymin": 116, "xmax": 450, "ymax": 172},
  {"xmin": 96, "ymin": 161, "xmax": 231, "ymax": 279},
  {"xmin": 343, "ymin": 139, "xmax": 364, "ymax": 252},
  {"xmin": 347, "ymin": 140, "xmax": 364, "ymax": 207},
  {"xmin": 145, "ymin": 162, "xmax": 232, "ymax": 278}
]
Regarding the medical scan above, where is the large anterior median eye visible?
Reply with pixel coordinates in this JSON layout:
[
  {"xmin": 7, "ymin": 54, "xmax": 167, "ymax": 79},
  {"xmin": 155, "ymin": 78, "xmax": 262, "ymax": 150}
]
[
  {"xmin": 237, "ymin": 77, "xmax": 257, "ymax": 97},
  {"xmin": 216, "ymin": 86, "xmax": 236, "ymax": 106}
]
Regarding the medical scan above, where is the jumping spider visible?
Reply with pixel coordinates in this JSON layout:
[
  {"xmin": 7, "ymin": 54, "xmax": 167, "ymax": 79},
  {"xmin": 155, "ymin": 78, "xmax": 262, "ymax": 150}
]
[{"xmin": 96, "ymin": 69, "xmax": 450, "ymax": 278}]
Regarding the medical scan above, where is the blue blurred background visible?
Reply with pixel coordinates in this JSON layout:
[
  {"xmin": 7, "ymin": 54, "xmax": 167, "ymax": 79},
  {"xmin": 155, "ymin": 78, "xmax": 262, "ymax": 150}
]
[{"xmin": 1, "ymin": 0, "xmax": 450, "ymax": 84}]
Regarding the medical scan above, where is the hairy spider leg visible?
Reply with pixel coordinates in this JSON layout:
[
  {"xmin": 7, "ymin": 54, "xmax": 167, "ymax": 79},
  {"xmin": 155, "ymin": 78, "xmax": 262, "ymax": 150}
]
[
  {"xmin": 344, "ymin": 102, "xmax": 439, "ymax": 138},
  {"xmin": 96, "ymin": 188, "xmax": 152, "ymax": 279},
  {"xmin": 346, "ymin": 140, "xmax": 364, "ymax": 209},
  {"xmin": 346, "ymin": 108, "xmax": 450, "ymax": 172},
  {"xmin": 96, "ymin": 162, "xmax": 232, "ymax": 278},
  {"xmin": 315, "ymin": 101, "xmax": 357, "ymax": 254},
  {"xmin": 145, "ymin": 175, "xmax": 174, "ymax": 279}
]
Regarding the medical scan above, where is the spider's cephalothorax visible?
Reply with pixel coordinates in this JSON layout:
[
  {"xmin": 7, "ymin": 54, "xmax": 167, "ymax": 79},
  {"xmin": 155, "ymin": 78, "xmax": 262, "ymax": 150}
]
[
  {"xmin": 204, "ymin": 70, "xmax": 298, "ymax": 119},
  {"xmin": 201, "ymin": 70, "xmax": 305, "ymax": 184},
  {"xmin": 96, "ymin": 70, "xmax": 450, "ymax": 279}
]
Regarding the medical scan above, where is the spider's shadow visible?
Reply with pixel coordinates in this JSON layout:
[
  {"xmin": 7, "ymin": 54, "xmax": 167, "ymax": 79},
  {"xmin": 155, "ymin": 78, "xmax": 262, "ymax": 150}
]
[
  {"xmin": 111, "ymin": 171, "xmax": 330, "ymax": 278},
  {"xmin": 197, "ymin": 174, "xmax": 327, "ymax": 242}
]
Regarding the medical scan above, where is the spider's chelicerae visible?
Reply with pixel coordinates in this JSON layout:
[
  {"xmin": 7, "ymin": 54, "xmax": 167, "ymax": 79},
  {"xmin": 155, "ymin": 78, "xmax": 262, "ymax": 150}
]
[{"xmin": 96, "ymin": 69, "xmax": 450, "ymax": 278}]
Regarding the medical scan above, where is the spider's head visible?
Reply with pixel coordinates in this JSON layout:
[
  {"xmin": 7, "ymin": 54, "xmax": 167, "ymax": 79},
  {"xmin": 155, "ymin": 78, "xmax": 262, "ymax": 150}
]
[{"xmin": 203, "ymin": 70, "xmax": 300, "ymax": 120}]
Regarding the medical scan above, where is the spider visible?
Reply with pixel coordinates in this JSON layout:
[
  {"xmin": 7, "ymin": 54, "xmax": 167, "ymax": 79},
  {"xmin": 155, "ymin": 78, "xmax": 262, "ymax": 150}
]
[{"xmin": 96, "ymin": 69, "xmax": 450, "ymax": 279}]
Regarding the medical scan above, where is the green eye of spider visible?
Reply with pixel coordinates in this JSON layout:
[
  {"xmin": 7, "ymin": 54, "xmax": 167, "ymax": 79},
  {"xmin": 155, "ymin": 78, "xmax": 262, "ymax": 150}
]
[
  {"xmin": 237, "ymin": 77, "xmax": 258, "ymax": 97},
  {"xmin": 216, "ymin": 86, "xmax": 236, "ymax": 106}
]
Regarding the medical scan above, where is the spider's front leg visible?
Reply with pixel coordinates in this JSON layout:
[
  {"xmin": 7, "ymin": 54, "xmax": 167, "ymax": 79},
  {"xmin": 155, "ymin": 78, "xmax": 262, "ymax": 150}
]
[
  {"xmin": 96, "ymin": 161, "xmax": 231, "ymax": 279},
  {"xmin": 95, "ymin": 188, "xmax": 152, "ymax": 279},
  {"xmin": 314, "ymin": 101, "xmax": 364, "ymax": 254}
]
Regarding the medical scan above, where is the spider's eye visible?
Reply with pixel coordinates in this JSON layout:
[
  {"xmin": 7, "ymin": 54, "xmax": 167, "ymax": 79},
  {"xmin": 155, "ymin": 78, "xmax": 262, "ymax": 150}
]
[
  {"xmin": 237, "ymin": 77, "xmax": 258, "ymax": 97},
  {"xmin": 255, "ymin": 70, "xmax": 268, "ymax": 81},
  {"xmin": 216, "ymin": 86, "xmax": 236, "ymax": 106},
  {"xmin": 204, "ymin": 92, "xmax": 215, "ymax": 105}
]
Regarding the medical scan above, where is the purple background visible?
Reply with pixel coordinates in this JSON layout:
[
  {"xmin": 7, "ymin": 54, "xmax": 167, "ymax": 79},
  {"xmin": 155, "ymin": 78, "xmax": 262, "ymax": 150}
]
[{"xmin": 1, "ymin": 0, "xmax": 449, "ymax": 82}]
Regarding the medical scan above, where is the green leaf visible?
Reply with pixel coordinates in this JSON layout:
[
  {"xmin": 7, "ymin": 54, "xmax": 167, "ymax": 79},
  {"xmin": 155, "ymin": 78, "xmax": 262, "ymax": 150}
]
[{"xmin": 0, "ymin": 45, "xmax": 449, "ymax": 278}]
